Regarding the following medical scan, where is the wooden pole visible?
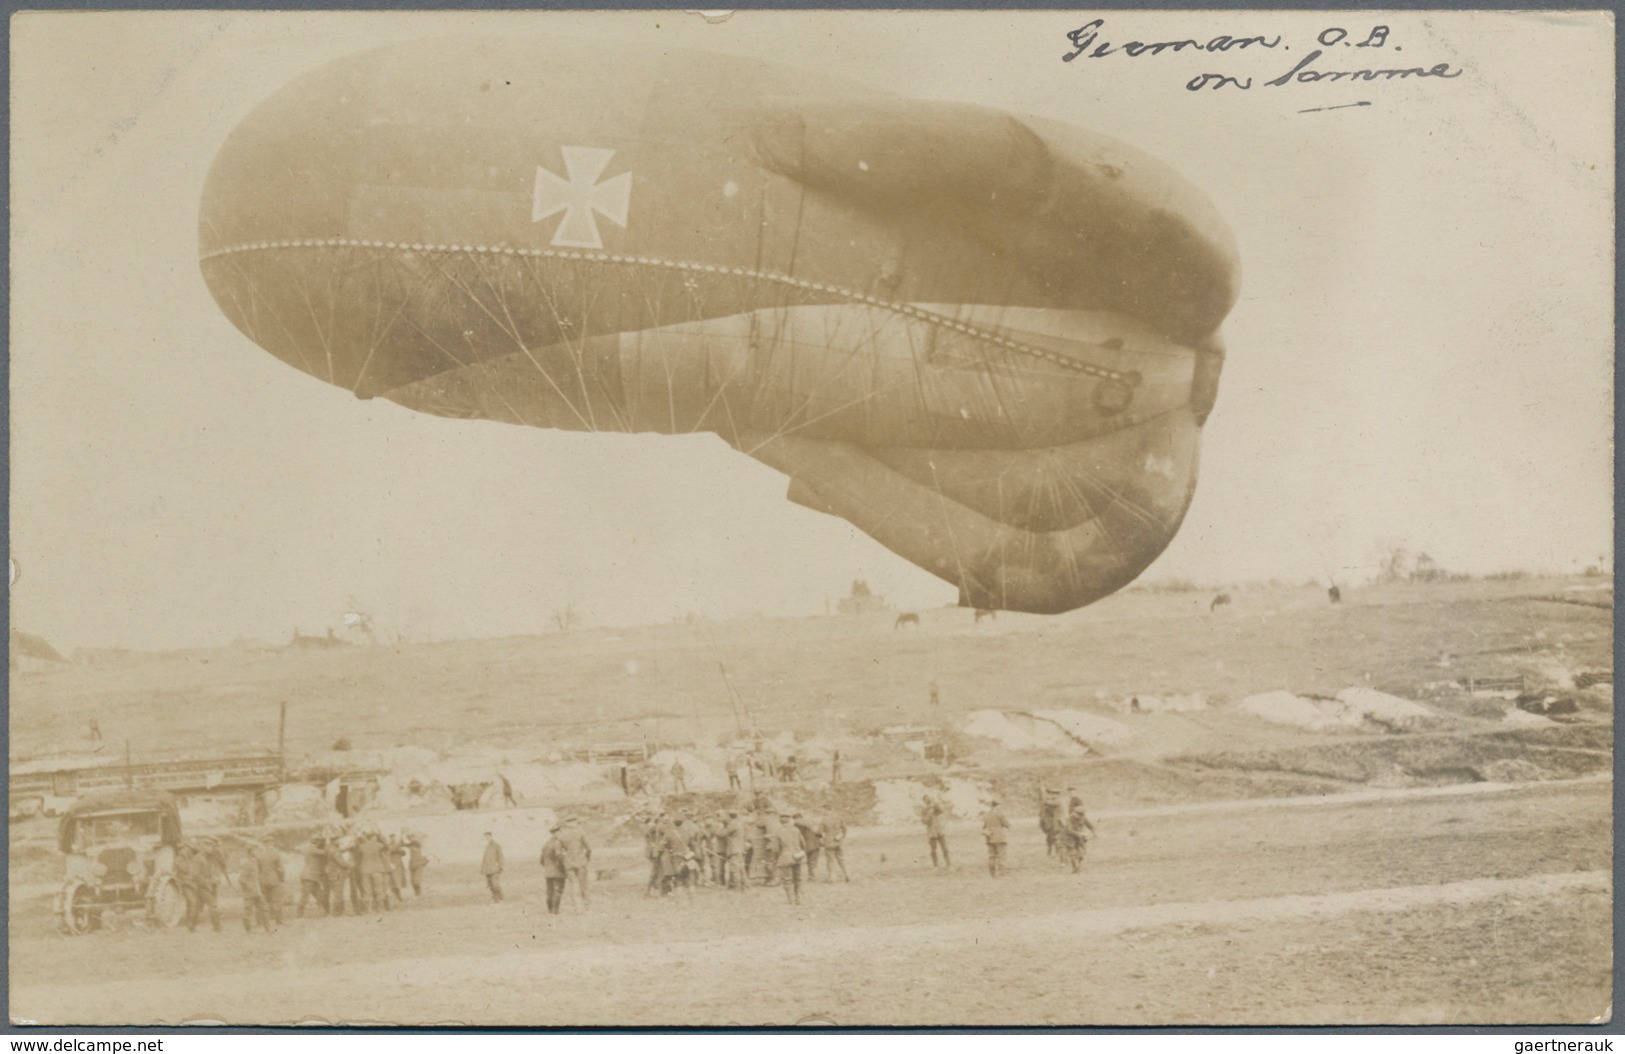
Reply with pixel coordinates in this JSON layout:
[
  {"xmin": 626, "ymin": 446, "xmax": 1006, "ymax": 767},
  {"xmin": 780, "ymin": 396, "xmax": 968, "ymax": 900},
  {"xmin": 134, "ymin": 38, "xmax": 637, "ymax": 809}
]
[
  {"xmin": 124, "ymin": 740, "xmax": 133, "ymax": 788},
  {"xmin": 278, "ymin": 700, "xmax": 287, "ymax": 773}
]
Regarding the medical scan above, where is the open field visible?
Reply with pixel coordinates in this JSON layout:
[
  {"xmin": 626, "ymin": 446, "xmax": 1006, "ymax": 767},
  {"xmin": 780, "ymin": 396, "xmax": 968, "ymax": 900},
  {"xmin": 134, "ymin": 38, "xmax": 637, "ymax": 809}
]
[
  {"xmin": 9, "ymin": 578, "xmax": 1610, "ymax": 758},
  {"xmin": 8, "ymin": 577, "xmax": 1614, "ymax": 1025}
]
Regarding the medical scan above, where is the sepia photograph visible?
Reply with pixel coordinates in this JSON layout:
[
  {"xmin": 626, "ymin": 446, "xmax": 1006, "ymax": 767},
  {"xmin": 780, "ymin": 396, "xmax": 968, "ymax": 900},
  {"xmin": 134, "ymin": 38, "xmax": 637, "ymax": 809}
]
[{"xmin": 7, "ymin": 9, "xmax": 1614, "ymax": 1028}]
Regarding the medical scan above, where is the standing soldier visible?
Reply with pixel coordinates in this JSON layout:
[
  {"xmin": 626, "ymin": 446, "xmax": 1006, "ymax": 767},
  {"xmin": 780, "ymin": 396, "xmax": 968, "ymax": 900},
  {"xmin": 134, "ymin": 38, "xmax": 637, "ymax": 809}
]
[
  {"xmin": 982, "ymin": 799, "xmax": 1010, "ymax": 877},
  {"xmin": 670, "ymin": 758, "xmax": 688, "ymax": 794},
  {"xmin": 559, "ymin": 818, "xmax": 592, "ymax": 910},
  {"xmin": 345, "ymin": 833, "xmax": 367, "ymax": 914},
  {"xmin": 256, "ymin": 842, "xmax": 287, "ymax": 926},
  {"xmin": 819, "ymin": 813, "xmax": 850, "ymax": 882},
  {"xmin": 771, "ymin": 812, "xmax": 805, "ymax": 905},
  {"xmin": 187, "ymin": 839, "xmax": 224, "ymax": 932},
  {"xmin": 794, "ymin": 812, "xmax": 822, "ymax": 877},
  {"xmin": 538, "ymin": 824, "xmax": 567, "ymax": 915},
  {"xmin": 726, "ymin": 755, "xmax": 742, "ymax": 791},
  {"xmin": 387, "ymin": 835, "xmax": 408, "ymax": 904},
  {"xmin": 239, "ymin": 847, "xmax": 273, "ymax": 933},
  {"xmin": 753, "ymin": 806, "xmax": 778, "ymax": 882},
  {"xmin": 173, "ymin": 843, "xmax": 201, "ymax": 929},
  {"xmin": 1064, "ymin": 802, "xmax": 1097, "ymax": 873},
  {"xmin": 724, "ymin": 811, "xmax": 747, "ymax": 891},
  {"xmin": 327, "ymin": 833, "xmax": 356, "ymax": 916},
  {"xmin": 357, "ymin": 831, "xmax": 392, "ymax": 912},
  {"xmin": 830, "ymin": 749, "xmax": 843, "ymax": 784},
  {"xmin": 480, "ymin": 831, "xmax": 505, "ymax": 903},
  {"xmin": 642, "ymin": 813, "xmax": 662, "ymax": 897},
  {"xmin": 296, "ymin": 836, "xmax": 329, "ymax": 918},
  {"xmin": 1039, "ymin": 787, "xmax": 1063, "ymax": 858},
  {"xmin": 922, "ymin": 794, "xmax": 950, "ymax": 869},
  {"xmin": 407, "ymin": 834, "xmax": 428, "ymax": 896}
]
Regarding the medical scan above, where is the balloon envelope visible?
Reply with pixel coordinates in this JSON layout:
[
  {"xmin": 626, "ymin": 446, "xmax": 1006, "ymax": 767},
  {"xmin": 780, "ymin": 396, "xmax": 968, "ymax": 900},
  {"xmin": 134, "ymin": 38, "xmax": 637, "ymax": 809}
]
[{"xmin": 199, "ymin": 38, "xmax": 1239, "ymax": 613}]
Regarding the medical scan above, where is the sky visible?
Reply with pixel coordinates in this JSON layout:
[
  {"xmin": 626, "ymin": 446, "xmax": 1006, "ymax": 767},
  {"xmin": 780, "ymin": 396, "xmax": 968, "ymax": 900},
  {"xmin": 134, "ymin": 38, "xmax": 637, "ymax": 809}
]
[{"xmin": 9, "ymin": 11, "xmax": 1615, "ymax": 652}]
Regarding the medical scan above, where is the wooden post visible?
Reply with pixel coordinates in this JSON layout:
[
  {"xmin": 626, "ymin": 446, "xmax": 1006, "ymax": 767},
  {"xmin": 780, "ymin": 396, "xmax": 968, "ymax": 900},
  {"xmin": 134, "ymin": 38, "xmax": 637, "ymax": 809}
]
[
  {"xmin": 124, "ymin": 740, "xmax": 133, "ymax": 788},
  {"xmin": 277, "ymin": 700, "xmax": 287, "ymax": 774}
]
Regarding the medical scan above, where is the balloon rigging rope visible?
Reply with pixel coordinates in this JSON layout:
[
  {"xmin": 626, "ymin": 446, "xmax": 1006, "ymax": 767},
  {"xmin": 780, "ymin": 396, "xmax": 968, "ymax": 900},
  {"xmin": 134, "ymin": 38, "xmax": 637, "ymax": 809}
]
[{"xmin": 200, "ymin": 239, "xmax": 1139, "ymax": 386}]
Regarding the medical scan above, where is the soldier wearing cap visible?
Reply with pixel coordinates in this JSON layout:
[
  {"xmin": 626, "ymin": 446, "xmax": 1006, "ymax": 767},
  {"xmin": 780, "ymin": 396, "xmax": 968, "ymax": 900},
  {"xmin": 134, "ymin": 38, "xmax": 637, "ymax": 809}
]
[
  {"xmin": 771, "ymin": 811, "xmax": 805, "ymax": 905},
  {"xmin": 538, "ymin": 823, "xmax": 567, "ymax": 915},
  {"xmin": 239, "ymin": 845, "xmax": 274, "ymax": 933},
  {"xmin": 256, "ymin": 840, "xmax": 287, "ymax": 925},
  {"xmin": 327, "ymin": 833, "xmax": 357, "ymax": 916},
  {"xmin": 481, "ymin": 831, "xmax": 506, "ymax": 903},
  {"xmin": 723, "ymin": 810, "xmax": 747, "ymax": 891},
  {"xmin": 982, "ymin": 798, "xmax": 1010, "ymax": 877},
  {"xmin": 356, "ymin": 830, "xmax": 392, "ymax": 912},
  {"xmin": 922, "ymin": 793, "xmax": 950, "ymax": 869},
  {"xmin": 559, "ymin": 817, "xmax": 592, "ymax": 909},
  {"xmin": 1063, "ymin": 802, "xmax": 1097, "ymax": 873},
  {"xmin": 793, "ymin": 812, "xmax": 822, "ymax": 878},
  {"xmin": 185, "ymin": 839, "xmax": 225, "ymax": 932},
  {"xmin": 173, "ymin": 843, "xmax": 202, "ymax": 931},
  {"xmin": 407, "ymin": 834, "xmax": 428, "ymax": 896},
  {"xmin": 819, "ymin": 812, "xmax": 850, "ymax": 882},
  {"xmin": 296, "ymin": 835, "xmax": 329, "ymax": 917}
]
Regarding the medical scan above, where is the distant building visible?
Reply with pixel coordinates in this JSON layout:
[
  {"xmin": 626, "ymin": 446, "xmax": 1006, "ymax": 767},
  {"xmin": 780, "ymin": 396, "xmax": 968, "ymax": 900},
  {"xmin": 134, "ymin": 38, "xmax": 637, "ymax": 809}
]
[{"xmin": 10, "ymin": 751, "xmax": 284, "ymax": 822}]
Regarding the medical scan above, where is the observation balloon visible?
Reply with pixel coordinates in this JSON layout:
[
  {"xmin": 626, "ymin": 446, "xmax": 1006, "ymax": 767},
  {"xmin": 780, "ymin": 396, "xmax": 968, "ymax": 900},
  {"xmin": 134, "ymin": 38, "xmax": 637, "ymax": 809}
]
[{"xmin": 198, "ymin": 39, "xmax": 1239, "ymax": 613}]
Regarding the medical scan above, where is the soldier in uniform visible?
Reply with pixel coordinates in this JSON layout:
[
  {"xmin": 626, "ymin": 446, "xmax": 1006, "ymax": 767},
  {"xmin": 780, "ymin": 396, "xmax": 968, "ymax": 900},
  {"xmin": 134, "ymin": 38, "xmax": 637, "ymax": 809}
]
[
  {"xmin": 296, "ymin": 836, "xmax": 329, "ymax": 917},
  {"xmin": 559, "ymin": 817, "xmax": 592, "ymax": 910},
  {"xmin": 407, "ymin": 834, "xmax": 428, "ymax": 896},
  {"xmin": 982, "ymin": 798, "xmax": 1010, "ymax": 877},
  {"xmin": 358, "ymin": 831, "xmax": 392, "ymax": 911},
  {"xmin": 725, "ymin": 755, "xmax": 742, "ymax": 791},
  {"xmin": 1039, "ymin": 787, "xmax": 1064, "ymax": 858},
  {"xmin": 239, "ymin": 847, "xmax": 273, "ymax": 933},
  {"xmin": 753, "ymin": 807, "xmax": 777, "ymax": 883},
  {"xmin": 538, "ymin": 823, "xmax": 567, "ymax": 915},
  {"xmin": 922, "ymin": 793, "xmax": 950, "ymax": 868},
  {"xmin": 480, "ymin": 831, "xmax": 506, "ymax": 903},
  {"xmin": 1063, "ymin": 802, "xmax": 1097, "ymax": 873},
  {"xmin": 642, "ymin": 812, "xmax": 663, "ymax": 897},
  {"xmin": 724, "ymin": 811, "xmax": 747, "ymax": 891},
  {"xmin": 256, "ymin": 841, "xmax": 287, "ymax": 925},
  {"xmin": 770, "ymin": 812, "xmax": 805, "ymax": 905},
  {"xmin": 387, "ymin": 834, "xmax": 408, "ymax": 904},
  {"xmin": 819, "ymin": 813, "xmax": 850, "ymax": 882},
  {"xmin": 327, "ymin": 833, "xmax": 356, "ymax": 916},
  {"xmin": 793, "ymin": 812, "xmax": 822, "ymax": 877},
  {"xmin": 173, "ymin": 843, "xmax": 201, "ymax": 929},
  {"xmin": 186, "ymin": 839, "xmax": 224, "ymax": 932},
  {"xmin": 344, "ymin": 833, "xmax": 367, "ymax": 914},
  {"xmin": 656, "ymin": 815, "xmax": 686, "ymax": 896}
]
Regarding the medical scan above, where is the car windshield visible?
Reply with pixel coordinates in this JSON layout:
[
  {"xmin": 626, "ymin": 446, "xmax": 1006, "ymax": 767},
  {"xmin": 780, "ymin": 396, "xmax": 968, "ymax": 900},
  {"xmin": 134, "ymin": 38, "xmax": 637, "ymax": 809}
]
[{"xmin": 75, "ymin": 810, "xmax": 161, "ymax": 847}]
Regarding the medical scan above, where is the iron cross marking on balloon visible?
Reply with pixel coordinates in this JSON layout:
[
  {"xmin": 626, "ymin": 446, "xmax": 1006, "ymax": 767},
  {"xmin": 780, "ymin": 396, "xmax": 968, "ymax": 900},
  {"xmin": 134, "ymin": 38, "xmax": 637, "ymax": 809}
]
[{"xmin": 532, "ymin": 146, "xmax": 633, "ymax": 249}]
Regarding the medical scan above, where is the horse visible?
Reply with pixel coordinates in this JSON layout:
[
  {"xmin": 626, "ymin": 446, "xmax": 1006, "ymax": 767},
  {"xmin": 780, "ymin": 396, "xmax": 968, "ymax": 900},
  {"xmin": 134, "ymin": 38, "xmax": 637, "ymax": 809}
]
[
  {"xmin": 973, "ymin": 608, "xmax": 997, "ymax": 623},
  {"xmin": 1209, "ymin": 593, "xmax": 1232, "ymax": 612},
  {"xmin": 894, "ymin": 612, "xmax": 920, "ymax": 629}
]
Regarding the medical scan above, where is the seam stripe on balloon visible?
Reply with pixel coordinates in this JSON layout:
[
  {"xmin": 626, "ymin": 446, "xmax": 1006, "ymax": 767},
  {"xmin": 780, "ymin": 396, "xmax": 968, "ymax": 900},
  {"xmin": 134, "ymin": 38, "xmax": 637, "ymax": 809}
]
[{"xmin": 198, "ymin": 239, "xmax": 1134, "ymax": 384}]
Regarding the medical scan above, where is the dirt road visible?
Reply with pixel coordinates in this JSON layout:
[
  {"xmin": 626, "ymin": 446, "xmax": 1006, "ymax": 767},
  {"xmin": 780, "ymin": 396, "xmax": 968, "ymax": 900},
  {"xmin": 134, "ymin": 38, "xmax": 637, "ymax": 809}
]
[{"xmin": 11, "ymin": 778, "xmax": 1610, "ymax": 1026}]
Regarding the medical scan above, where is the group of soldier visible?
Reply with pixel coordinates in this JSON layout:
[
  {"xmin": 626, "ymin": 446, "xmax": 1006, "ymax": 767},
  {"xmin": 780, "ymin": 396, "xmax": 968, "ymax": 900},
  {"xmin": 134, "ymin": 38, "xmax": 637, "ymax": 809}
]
[
  {"xmin": 636, "ymin": 804, "xmax": 849, "ymax": 906},
  {"xmin": 920, "ymin": 786, "xmax": 1097, "ymax": 878},
  {"xmin": 170, "ymin": 825, "xmax": 429, "ymax": 935}
]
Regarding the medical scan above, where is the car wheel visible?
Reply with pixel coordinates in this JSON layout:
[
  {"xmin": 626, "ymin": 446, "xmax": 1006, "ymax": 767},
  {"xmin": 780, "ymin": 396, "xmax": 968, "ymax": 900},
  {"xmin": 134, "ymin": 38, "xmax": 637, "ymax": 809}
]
[{"xmin": 61, "ymin": 881, "xmax": 98, "ymax": 935}]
